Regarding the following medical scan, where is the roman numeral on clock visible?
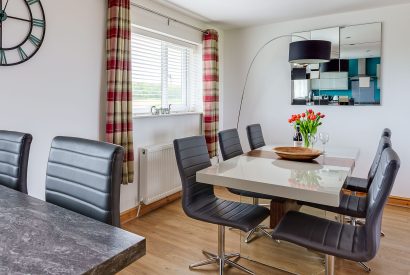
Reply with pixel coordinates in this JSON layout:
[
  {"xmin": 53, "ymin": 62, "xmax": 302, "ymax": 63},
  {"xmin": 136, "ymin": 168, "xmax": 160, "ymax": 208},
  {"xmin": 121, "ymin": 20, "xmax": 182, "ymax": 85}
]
[
  {"xmin": 33, "ymin": 19, "xmax": 45, "ymax": 28},
  {"xmin": 18, "ymin": 47, "xmax": 28, "ymax": 61},
  {"xmin": 0, "ymin": 50, "xmax": 7, "ymax": 65},
  {"xmin": 29, "ymin": 35, "xmax": 41, "ymax": 46},
  {"xmin": 26, "ymin": 0, "xmax": 39, "ymax": 5}
]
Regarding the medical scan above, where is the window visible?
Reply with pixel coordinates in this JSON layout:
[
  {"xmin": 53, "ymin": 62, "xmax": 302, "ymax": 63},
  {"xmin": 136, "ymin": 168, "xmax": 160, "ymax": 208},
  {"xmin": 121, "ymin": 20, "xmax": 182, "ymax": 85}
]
[{"xmin": 131, "ymin": 31, "xmax": 202, "ymax": 114}]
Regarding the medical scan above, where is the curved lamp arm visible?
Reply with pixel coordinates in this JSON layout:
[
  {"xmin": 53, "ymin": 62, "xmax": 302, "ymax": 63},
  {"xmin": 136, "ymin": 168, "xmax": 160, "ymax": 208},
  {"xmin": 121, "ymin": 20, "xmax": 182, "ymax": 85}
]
[{"xmin": 236, "ymin": 34, "xmax": 307, "ymax": 129}]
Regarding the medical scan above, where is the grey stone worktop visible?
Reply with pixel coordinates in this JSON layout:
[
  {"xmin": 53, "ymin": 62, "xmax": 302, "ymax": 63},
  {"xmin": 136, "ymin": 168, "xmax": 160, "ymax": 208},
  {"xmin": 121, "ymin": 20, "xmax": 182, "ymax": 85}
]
[{"xmin": 0, "ymin": 185, "xmax": 145, "ymax": 275}]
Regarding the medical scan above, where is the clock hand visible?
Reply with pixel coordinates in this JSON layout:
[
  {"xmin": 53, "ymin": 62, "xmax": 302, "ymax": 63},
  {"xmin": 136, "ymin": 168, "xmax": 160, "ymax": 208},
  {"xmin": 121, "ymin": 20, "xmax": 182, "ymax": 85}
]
[
  {"xmin": 3, "ymin": 0, "xmax": 9, "ymax": 12},
  {"xmin": 0, "ymin": 0, "xmax": 2, "ymax": 49},
  {"xmin": 7, "ymin": 15, "xmax": 30, "ymax": 23}
]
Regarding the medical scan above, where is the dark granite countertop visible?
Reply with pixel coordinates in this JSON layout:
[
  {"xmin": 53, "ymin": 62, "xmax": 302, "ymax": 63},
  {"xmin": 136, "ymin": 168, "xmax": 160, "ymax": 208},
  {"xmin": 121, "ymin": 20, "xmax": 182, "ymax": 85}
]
[{"xmin": 0, "ymin": 185, "xmax": 146, "ymax": 275}]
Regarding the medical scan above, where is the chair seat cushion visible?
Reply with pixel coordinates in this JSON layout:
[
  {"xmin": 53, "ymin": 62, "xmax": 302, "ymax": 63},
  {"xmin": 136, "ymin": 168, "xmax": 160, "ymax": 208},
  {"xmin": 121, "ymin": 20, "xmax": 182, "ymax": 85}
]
[
  {"xmin": 299, "ymin": 193, "xmax": 367, "ymax": 218},
  {"xmin": 344, "ymin": 177, "xmax": 369, "ymax": 193},
  {"xmin": 227, "ymin": 188, "xmax": 285, "ymax": 201},
  {"xmin": 272, "ymin": 211, "xmax": 372, "ymax": 262},
  {"xmin": 185, "ymin": 196, "xmax": 270, "ymax": 232}
]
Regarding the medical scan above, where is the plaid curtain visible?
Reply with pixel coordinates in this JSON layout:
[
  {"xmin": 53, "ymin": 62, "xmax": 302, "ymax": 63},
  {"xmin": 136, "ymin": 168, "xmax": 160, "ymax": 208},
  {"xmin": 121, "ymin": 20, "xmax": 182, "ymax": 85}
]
[
  {"xmin": 106, "ymin": 0, "xmax": 134, "ymax": 184},
  {"xmin": 202, "ymin": 29, "xmax": 219, "ymax": 158}
]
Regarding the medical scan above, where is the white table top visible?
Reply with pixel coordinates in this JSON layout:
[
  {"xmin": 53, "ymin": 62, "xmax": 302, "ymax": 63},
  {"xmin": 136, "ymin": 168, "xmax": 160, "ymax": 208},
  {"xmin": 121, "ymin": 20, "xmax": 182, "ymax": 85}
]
[{"xmin": 197, "ymin": 146, "xmax": 359, "ymax": 207}]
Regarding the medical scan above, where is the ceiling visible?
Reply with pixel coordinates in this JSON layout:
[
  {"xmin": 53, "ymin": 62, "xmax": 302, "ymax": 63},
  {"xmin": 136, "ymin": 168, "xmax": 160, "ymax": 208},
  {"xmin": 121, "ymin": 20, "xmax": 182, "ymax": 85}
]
[{"xmin": 153, "ymin": 0, "xmax": 410, "ymax": 29}]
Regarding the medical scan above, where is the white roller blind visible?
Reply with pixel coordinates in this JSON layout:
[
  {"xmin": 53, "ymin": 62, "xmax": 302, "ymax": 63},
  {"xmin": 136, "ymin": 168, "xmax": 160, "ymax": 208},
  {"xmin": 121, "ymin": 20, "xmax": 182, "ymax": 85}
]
[
  {"xmin": 131, "ymin": 34, "xmax": 162, "ymax": 110},
  {"xmin": 131, "ymin": 32, "xmax": 202, "ymax": 114}
]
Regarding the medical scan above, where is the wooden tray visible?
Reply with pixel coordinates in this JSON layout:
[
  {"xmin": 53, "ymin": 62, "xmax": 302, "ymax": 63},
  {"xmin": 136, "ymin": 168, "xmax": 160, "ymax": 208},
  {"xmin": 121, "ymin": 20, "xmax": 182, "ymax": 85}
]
[{"xmin": 273, "ymin": 147, "xmax": 322, "ymax": 161}]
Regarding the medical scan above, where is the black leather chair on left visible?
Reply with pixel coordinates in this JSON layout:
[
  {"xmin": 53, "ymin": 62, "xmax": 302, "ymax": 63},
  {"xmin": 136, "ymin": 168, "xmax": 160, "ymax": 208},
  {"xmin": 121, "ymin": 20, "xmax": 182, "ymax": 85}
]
[
  {"xmin": 45, "ymin": 136, "xmax": 124, "ymax": 227},
  {"xmin": 0, "ymin": 130, "xmax": 32, "ymax": 194}
]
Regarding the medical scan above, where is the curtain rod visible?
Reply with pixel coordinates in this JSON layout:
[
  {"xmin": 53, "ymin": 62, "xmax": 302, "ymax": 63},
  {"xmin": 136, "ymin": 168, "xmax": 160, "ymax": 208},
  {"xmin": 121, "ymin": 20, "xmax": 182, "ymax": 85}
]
[{"xmin": 131, "ymin": 3, "xmax": 208, "ymax": 34}]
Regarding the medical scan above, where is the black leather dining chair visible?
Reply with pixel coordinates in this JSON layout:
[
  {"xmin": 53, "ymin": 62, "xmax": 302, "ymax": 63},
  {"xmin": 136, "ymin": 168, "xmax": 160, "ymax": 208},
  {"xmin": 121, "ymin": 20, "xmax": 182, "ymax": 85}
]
[
  {"xmin": 174, "ymin": 136, "xmax": 270, "ymax": 275},
  {"xmin": 345, "ymin": 132, "xmax": 391, "ymax": 193},
  {"xmin": 246, "ymin": 124, "xmax": 266, "ymax": 150},
  {"xmin": 219, "ymin": 128, "xmax": 283, "ymax": 242},
  {"xmin": 272, "ymin": 147, "xmax": 400, "ymax": 275},
  {"xmin": 0, "ymin": 130, "xmax": 32, "ymax": 194},
  {"xmin": 343, "ymin": 134, "xmax": 392, "ymax": 239},
  {"xmin": 301, "ymin": 137, "xmax": 392, "ymax": 214},
  {"xmin": 45, "ymin": 136, "xmax": 124, "ymax": 227},
  {"xmin": 299, "ymin": 137, "xmax": 392, "ymax": 269}
]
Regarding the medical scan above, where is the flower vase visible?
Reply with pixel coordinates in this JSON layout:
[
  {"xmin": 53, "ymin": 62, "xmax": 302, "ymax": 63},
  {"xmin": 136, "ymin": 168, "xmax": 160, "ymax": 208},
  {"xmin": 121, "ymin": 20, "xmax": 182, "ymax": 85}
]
[{"xmin": 302, "ymin": 133, "xmax": 310, "ymax": 148}]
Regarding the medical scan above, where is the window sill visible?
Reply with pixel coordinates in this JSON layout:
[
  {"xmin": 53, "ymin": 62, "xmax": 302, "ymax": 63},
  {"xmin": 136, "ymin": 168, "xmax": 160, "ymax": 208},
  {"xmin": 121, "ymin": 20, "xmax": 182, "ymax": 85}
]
[{"xmin": 133, "ymin": 112, "xmax": 203, "ymax": 119}]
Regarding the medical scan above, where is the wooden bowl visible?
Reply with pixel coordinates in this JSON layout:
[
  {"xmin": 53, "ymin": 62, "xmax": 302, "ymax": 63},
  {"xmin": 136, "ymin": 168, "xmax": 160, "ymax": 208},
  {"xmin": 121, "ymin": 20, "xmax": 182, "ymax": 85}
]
[{"xmin": 273, "ymin": 147, "xmax": 322, "ymax": 161}]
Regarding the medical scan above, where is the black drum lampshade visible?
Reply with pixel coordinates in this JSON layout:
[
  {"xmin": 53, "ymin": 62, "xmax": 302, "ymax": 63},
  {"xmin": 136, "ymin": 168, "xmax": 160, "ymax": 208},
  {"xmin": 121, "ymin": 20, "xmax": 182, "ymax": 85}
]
[{"xmin": 289, "ymin": 40, "xmax": 331, "ymax": 64}]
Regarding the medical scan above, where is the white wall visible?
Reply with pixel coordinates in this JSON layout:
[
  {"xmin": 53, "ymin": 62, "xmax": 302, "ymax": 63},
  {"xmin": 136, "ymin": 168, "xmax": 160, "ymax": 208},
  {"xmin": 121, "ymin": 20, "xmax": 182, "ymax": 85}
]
[
  {"xmin": 223, "ymin": 4, "xmax": 410, "ymax": 197},
  {"xmin": 120, "ymin": 114, "xmax": 202, "ymax": 211},
  {"xmin": 0, "ymin": 0, "xmax": 106, "ymax": 200},
  {"xmin": 0, "ymin": 0, "xmax": 223, "ymax": 213}
]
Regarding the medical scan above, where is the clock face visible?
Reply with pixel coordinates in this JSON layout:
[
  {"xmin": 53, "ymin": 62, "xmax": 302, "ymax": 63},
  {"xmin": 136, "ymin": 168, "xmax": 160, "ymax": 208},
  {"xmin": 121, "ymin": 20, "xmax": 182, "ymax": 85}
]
[{"xmin": 0, "ymin": 0, "xmax": 45, "ymax": 66}]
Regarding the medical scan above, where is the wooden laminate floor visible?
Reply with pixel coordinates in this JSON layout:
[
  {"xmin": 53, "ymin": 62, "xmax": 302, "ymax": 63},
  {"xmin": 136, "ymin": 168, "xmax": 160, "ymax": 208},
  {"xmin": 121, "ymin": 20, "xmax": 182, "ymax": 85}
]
[{"xmin": 119, "ymin": 188, "xmax": 410, "ymax": 275}]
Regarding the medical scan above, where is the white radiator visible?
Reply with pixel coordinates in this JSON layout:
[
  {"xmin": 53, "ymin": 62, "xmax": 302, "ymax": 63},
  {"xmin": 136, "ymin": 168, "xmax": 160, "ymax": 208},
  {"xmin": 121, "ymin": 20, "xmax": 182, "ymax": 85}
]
[{"xmin": 139, "ymin": 143, "xmax": 181, "ymax": 205}]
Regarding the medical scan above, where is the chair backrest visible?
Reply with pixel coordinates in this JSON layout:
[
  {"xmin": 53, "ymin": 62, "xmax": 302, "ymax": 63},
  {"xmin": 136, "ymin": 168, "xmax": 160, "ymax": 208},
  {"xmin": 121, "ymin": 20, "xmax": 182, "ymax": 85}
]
[
  {"xmin": 45, "ymin": 136, "xmax": 124, "ymax": 227},
  {"xmin": 368, "ymin": 136, "xmax": 391, "ymax": 183},
  {"xmin": 0, "ymin": 130, "xmax": 32, "ymax": 194},
  {"xmin": 219, "ymin": 129, "xmax": 244, "ymax": 161},
  {"xmin": 364, "ymin": 147, "xmax": 400, "ymax": 260},
  {"xmin": 382, "ymin": 128, "xmax": 391, "ymax": 138},
  {"xmin": 246, "ymin": 124, "xmax": 266, "ymax": 150},
  {"xmin": 174, "ymin": 136, "xmax": 214, "ymax": 216}
]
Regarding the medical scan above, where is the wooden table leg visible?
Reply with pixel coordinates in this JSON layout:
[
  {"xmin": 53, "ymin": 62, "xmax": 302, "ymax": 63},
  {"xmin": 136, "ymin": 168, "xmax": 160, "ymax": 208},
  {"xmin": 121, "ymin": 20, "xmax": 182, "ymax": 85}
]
[
  {"xmin": 270, "ymin": 200, "xmax": 286, "ymax": 228},
  {"xmin": 270, "ymin": 199, "xmax": 302, "ymax": 229}
]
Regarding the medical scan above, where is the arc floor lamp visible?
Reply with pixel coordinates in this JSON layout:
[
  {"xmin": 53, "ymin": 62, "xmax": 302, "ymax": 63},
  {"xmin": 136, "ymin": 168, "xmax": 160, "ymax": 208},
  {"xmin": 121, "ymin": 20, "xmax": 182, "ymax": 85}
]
[
  {"xmin": 236, "ymin": 36, "xmax": 331, "ymax": 128},
  {"xmin": 232, "ymin": 35, "xmax": 331, "ymax": 275}
]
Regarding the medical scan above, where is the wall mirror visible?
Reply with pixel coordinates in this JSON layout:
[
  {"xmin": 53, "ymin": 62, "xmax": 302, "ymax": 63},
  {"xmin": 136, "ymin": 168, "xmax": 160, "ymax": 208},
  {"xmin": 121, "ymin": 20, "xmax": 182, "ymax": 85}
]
[{"xmin": 291, "ymin": 22, "xmax": 382, "ymax": 106}]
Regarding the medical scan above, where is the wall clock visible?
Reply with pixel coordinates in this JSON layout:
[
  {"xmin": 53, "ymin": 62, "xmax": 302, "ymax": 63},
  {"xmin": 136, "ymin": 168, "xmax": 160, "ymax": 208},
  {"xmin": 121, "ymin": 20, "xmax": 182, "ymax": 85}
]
[{"xmin": 0, "ymin": 0, "xmax": 46, "ymax": 66}]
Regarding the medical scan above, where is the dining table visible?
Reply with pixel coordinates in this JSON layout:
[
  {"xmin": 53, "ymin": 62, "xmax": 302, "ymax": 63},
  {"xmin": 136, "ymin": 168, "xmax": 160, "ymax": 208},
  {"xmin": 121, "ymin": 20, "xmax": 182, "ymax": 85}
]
[
  {"xmin": 0, "ymin": 185, "xmax": 146, "ymax": 275},
  {"xmin": 197, "ymin": 144, "xmax": 359, "ymax": 275}
]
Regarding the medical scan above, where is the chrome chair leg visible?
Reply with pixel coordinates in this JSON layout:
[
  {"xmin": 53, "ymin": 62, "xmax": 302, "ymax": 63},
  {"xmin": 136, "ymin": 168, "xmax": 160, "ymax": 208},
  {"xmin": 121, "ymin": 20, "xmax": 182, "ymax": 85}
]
[
  {"xmin": 190, "ymin": 257, "xmax": 218, "ymax": 268},
  {"xmin": 358, "ymin": 262, "xmax": 371, "ymax": 272},
  {"xmin": 325, "ymin": 255, "xmax": 335, "ymax": 275},
  {"xmin": 225, "ymin": 253, "xmax": 240, "ymax": 258},
  {"xmin": 190, "ymin": 225, "xmax": 254, "ymax": 275},
  {"xmin": 245, "ymin": 228, "xmax": 257, "ymax": 243},
  {"xmin": 245, "ymin": 225, "xmax": 272, "ymax": 243},
  {"xmin": 202, "ymin": 250, "xmax": 216, "ymax": 259},
  {"xmin": 351, "ymin": 217, "xmax": 357, "ymax": 226},
  {"xmin": 226, "ymin": 259, "xmax": 255, "ymax": 274}
]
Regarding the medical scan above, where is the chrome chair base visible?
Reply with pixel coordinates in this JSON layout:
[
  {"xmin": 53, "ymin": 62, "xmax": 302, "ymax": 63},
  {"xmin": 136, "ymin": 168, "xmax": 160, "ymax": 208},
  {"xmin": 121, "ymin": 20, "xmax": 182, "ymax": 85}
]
[
  {"xmin": 244, "ymin": 198, "xmax": 272, "ymax": 243},
  {"xmin": 245, "ymin": 225, "xmax": 272, "ymax": 243},
  {"xmin": 189, "ymin": 225, "xmax": 255, "ymax": 275},
  {"xmin": 358, "ymin": 262, "xmax": 371, "ymax": 272},
  {"xmin": 189, "ymin": 251, "xmax": 252, "ymax": 274}
]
